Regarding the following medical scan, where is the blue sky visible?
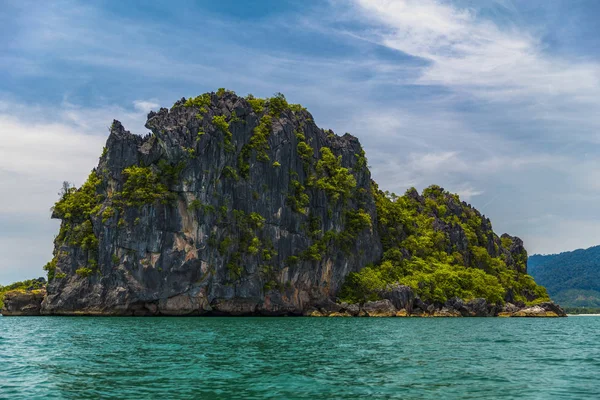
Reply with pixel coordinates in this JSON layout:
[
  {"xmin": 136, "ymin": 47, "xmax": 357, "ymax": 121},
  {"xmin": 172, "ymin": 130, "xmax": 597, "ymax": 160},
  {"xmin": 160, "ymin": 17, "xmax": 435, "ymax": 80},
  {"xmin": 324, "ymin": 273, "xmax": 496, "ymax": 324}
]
[{"xmin": 1, "ymin": 0, "xmax": 600, "ymax": 284}]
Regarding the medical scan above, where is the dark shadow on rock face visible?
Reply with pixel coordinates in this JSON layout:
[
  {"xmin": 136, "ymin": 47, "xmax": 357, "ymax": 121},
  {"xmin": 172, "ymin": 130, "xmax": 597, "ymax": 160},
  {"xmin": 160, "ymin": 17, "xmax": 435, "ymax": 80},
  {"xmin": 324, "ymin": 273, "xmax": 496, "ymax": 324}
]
[{"xmin": 40, "ymin": 91, "xmax": 382, "ymax": 316}]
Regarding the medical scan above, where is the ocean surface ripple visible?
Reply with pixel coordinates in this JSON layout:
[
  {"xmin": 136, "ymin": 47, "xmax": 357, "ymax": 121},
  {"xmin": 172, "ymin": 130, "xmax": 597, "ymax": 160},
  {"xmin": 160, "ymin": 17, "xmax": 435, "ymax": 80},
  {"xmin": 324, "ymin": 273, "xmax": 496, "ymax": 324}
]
[{"xmin": 1, "ymin": 316, "xmax": 598, "ymax": 399}]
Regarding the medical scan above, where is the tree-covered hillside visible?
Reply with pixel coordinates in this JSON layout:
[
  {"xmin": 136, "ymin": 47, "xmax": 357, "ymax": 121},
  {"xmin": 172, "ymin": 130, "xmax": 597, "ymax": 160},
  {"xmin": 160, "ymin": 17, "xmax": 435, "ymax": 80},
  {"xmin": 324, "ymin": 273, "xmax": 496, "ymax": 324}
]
[
  {"xmin": 529, "ymin": 246, "xmax": 600, "ymax": 307},
  {"xmin": 340, "ymin": 184, "xmax": 549, "ymax": 306}
]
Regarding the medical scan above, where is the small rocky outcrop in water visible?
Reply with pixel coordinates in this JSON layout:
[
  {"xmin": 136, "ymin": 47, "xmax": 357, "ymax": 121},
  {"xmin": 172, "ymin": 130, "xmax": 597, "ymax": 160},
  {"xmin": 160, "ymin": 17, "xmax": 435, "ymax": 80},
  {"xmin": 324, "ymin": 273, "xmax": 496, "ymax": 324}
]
[
  {"xmin": 503, "ymin": 302, "xmax": 566, "ymax": 317},
  {"xmin": 0, "ymin": 277, "xmax": 46, "ymax": 316},
  {"xmin": 13, "ymin": 89, "xmax": 563, "ymax": 317},
  {"xmin": 2, "ymin": 288, "xmax": 46, "ymax": 316}
]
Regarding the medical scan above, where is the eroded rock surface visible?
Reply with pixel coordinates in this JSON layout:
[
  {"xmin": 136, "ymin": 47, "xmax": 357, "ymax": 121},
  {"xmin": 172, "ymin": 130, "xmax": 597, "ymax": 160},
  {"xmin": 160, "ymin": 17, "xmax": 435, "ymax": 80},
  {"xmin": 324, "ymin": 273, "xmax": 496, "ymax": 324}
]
[
  {"xmin": 362, "ymin": 300, "xmax": 397, "ymax": 317},
  {"xmin": 41, "ymin": 91, "xmax": 382, "ymax": 316},
  {"xmin": 2, "ymin": 289, "xmax": 46, "ymax": 316},
  {"xmin": 306, "ymin": 286, "xmax": 565, "ymax": 318}
]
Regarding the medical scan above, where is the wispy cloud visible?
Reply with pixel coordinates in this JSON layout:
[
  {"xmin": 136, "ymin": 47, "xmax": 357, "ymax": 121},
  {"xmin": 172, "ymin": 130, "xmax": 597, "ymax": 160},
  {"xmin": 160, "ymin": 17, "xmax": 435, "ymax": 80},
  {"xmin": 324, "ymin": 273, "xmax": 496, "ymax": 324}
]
[
  {"xmin": 343, "ymin": 1, "xmax": 600, "ymax": 147},
  {"xmin": 351, "ymin": 0, "xmax": 600, "ymax": 97},
  {"xmin": 133, "ymin": 100, "xmax": 160, "ymax": 114}
]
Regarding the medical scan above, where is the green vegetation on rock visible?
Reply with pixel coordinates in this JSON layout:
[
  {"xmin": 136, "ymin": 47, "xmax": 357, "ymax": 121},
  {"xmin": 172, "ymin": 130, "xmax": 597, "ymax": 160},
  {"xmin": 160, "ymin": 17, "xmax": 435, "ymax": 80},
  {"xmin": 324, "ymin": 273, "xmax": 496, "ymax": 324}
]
[
  {"xmin": 184, "ymin": 93, "xmax": 211, "ymax": 115},
  {"xmin": 354, "ymin": 149, "xmax": 367, "ymax": 172},
  {"xmin": 51, "ymin": 172, "xmax": 103, "ymax": 277},
  {"xmin": 287, "ymin": 180, "xmax": 310, "ymax": 214},
  {"xmin": 216, "ymin": 88, "xmax": 235, "ymax": 97},
  {"xmin": 312, "ymin": 147, "xmax": 356, "ymax": 202},
  {"xmin": 296, "ymin": 132, "xmax": 313, "ymax": 167},
  {"xmin": 267, "ymin": 92, "xmax": 288, "ymax": 117},
  {"xmin": 340, "ymin": 184, "xmax": 550, "ymax": 305},
  {"xmin": 118, "ymin": 166, "xmax": 172, "ymax": 207},
  {"xmin": 188, "ymin": 199, "xmax": 203, "ymax": 211},
  {"xmin": 249, "ymin": 115, "xmax": 272, "ymax": 162},
  {"xmin": 222, "ymin": 166, "xmax": 239, "ymax": 181},
  {"xmin": 0, "ymin": 279, "xmax": 45, "ymax": 310},
  {"xmin": 245, "ymin": 92, "xmax": 305, "ymax": 117},
  {"xmin": 212, "ymin": 115, "xmax": 234, "ymax": 151},
  {"xmin": 49, "ymin": 158, "xmax": 183, "ymax": 281},
  {"xmin": 297, "ymin": 208, "xmax": 372, "ymax": 262},
  {"xmin": 217, "ymin": 209, "xmax": 271, "ymax": 282},
  {"xmin": 53, "ymin": 173, "xmax": 102, "ymax": 222},
  {"xmin": 75, "ymin": 267, "xmax": 94, "ymax": 277},
  {"xmin": 237, "ymin": 114, "xmax": 273, "ymax": 178},
  {"xmin": 245, "ymin": 94, "xmax": 265, "ymax": 113},
  {"xmin": 43, "ymin": 257, "xmax": 58, "ymax": 281}
]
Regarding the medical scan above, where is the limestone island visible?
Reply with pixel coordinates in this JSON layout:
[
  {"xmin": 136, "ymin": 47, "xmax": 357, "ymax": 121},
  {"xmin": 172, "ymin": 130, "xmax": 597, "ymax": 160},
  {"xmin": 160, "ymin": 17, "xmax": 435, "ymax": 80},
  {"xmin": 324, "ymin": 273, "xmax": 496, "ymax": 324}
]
[{"xmin": 1, "ymin": 90, "xmax": 565, "ymax": 317}]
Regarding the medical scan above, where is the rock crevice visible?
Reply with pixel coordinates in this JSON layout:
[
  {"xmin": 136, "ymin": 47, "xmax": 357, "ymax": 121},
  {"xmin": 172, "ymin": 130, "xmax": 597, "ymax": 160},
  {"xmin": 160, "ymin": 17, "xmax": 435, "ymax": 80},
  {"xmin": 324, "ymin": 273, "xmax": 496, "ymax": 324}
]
[{"xmin": 40, "ymin": 91, "xmax": 382, "ymax": 316}]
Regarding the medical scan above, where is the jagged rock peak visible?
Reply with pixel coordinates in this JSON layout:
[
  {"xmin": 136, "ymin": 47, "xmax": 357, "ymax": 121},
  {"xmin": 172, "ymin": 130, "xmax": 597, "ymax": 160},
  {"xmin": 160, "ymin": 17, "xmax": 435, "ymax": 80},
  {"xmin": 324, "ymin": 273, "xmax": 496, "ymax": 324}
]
[{"xmin": 41, "ymin": 89, "xmax": 382, "ymax": 316}]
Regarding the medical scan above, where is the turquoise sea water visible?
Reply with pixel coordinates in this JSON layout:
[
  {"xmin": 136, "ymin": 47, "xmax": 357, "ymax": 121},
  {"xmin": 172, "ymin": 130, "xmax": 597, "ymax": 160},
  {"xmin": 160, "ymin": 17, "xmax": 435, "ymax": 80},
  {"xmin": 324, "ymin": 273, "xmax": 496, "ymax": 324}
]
[{"xmin": 1, "ymin": 316, "xmax": 599, "ymax": 399}]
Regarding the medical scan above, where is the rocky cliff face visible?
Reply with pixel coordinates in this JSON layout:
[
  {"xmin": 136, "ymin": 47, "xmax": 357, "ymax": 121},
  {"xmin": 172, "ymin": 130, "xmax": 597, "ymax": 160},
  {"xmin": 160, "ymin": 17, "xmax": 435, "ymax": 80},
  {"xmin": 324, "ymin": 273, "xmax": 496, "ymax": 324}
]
[{"xmin": 41, "ymin": 91, "xmax": 382, "ymax": 315}]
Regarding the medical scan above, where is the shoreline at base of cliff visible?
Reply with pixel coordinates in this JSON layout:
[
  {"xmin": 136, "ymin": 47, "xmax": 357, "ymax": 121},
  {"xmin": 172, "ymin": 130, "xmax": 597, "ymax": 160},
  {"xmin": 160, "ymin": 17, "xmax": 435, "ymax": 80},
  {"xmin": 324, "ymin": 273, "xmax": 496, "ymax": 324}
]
[{"xmin": 1, "ymin": 284, "xmax": 566, "ymax": 317}]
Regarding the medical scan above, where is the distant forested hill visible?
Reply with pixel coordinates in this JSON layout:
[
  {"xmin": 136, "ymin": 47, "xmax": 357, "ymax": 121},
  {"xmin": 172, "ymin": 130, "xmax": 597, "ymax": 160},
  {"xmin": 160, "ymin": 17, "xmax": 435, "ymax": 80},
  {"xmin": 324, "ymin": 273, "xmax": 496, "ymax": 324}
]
[{"xmin": 529, "ymin": 246, "xmax": 600, "ymax": 307}]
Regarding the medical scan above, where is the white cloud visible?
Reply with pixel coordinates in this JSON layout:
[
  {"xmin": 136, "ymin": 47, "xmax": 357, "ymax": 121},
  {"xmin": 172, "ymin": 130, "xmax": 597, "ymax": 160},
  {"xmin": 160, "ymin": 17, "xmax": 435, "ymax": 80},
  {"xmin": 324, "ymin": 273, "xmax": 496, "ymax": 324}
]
[
  {"xmin": 133, "ymin": 100, "xmax": 160, "ymax": 114},
  {"xmin": 408, "ymin": 151, "xmax": 465, "ymax": 174},
  {"xmin": 347, "ymin": 0, "xmax": 600, "ymax": 149},
  {"xmin": 0, "ymin": 115, "xmax": 105, "ymax": 181},
  {"xmin": 523, "ymin": 217, "xmax": 600, "ymax": 256},
  {"xmin": 0, "ymin": 99, "xmax": 151, "ymax": 283},
  {"xmin": 454, "ymin": 185, "xmax": 484, "ymax": 201},
  {"xmin": 352, "ymin": 0, "xmax": 600, "ymax": 98},
  {"xmin": 0, "ymin": 99, "xmax": 151, "ymax": 186},
  {"xmin": 0, "ymin": 235, "xmax": 56, "ymax": 283}
]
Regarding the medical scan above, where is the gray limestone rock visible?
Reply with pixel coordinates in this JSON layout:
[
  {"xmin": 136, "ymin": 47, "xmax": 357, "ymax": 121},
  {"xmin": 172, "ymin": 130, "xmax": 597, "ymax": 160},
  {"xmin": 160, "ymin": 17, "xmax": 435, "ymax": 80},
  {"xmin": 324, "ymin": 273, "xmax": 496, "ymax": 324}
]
[
  {"xmin": 41, "ymin": 91, "xmax": 382, "ymax": 316},
  {"xmin": 361, "ymin": 299, "xmax": 397, "ymax": 317}
]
